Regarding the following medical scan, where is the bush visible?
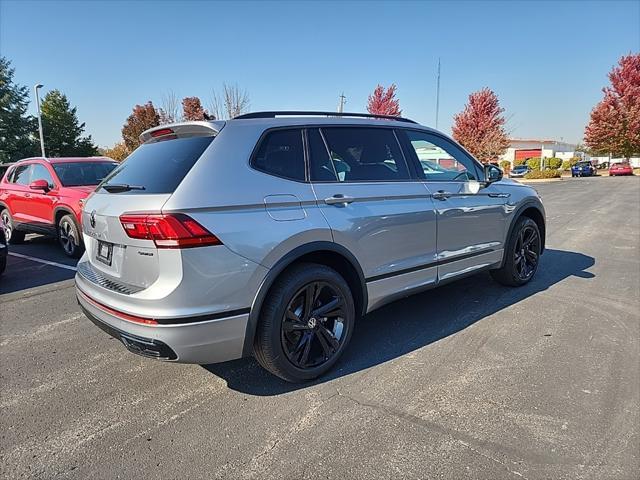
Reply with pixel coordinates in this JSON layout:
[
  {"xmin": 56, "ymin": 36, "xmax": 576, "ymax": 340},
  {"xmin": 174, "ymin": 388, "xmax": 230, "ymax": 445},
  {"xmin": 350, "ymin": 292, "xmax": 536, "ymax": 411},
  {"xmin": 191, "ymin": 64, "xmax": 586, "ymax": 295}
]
[
  {"xmin": 546, "ymin": 157, "xmax": 562, "ymax": 170},
  {"xmin": 499, "ymin": 160, "xmax": 511, "ymax": 171},
  {"xmin": 526, "ymin": 157, "xmax": 541, "ymax": 171},
  {"xmin": 513, "ymin": 158, "xmax": 526, "ymax": 167},
  {"xmin": 561, "ymin": 160, "xmax": 572, "ymax": 170},
  {"xmin": 523, "ymin": 169, "xmax": 562, "ymax": 179}
]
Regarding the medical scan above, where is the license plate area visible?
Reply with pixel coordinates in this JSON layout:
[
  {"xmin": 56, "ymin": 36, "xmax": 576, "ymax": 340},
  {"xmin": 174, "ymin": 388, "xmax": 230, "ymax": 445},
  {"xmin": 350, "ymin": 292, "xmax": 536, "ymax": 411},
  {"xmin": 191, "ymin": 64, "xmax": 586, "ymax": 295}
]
[{"xmin": 96, "ymin": 240, "xmax": 113, "ymax": 266}]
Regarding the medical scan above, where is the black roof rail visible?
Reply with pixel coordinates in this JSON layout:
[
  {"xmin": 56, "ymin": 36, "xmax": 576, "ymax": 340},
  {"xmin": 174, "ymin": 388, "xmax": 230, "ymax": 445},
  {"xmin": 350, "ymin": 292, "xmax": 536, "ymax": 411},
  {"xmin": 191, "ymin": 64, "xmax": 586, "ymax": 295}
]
[{"xmin": 234, "ymin": 111, "xmax": 418, "ymax": 124}]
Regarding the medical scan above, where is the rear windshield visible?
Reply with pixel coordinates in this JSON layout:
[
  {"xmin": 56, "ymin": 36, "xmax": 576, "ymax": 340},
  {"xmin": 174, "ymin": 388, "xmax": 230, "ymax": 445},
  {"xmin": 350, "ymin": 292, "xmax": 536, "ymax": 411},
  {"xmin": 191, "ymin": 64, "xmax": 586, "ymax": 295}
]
[
  {"xmin": 98, "ymin": 136, "xmax": 213, "ymax": 194},
  {"xmin": 52, "ymin": 162, "xmax": 118, "ymax": 187}
]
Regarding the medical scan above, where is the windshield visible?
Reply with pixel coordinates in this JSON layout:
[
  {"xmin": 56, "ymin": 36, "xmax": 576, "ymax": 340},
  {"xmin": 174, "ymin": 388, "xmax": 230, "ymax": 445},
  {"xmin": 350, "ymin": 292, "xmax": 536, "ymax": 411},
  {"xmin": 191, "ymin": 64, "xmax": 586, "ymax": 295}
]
[
  {"xmin": 52, "ymin": 162, "xmax": 118, "ymax": 187},
  {"xmin": 98, "ymin": 136, "xmax": 214, "ymax": 194}
]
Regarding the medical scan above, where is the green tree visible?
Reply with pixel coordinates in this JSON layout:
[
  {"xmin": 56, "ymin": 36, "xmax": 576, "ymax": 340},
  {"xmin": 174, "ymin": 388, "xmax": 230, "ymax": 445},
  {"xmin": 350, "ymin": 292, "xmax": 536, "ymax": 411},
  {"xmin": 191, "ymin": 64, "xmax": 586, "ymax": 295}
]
[
  {"xmin": 40, "ymin": 90, "xmax": 98, "ymax": 157},
  {"xmin": 0, "ymin": 57, "xmax": 38, "ymax": 162}
]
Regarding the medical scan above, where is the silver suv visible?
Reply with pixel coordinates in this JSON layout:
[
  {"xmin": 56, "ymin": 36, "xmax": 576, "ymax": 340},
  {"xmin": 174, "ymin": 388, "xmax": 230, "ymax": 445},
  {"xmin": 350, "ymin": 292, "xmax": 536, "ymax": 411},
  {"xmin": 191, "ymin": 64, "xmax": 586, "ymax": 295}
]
[{"xmin": 76, "ymin": 112, "xmax": 545, "ymax": 382}]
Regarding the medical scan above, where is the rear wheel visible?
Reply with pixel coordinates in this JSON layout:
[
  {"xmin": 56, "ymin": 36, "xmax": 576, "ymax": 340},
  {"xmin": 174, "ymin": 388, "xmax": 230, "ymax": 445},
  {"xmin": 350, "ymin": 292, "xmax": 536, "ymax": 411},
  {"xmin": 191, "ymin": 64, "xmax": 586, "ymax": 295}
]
[
  {"xmin": 58, "ymin": 214, "xmax": 83, "ymax": 258},
  {"xmin": 254, "ymin": 263, "xmax": 355, "ymax": 382},
  {"xmin": 1, "ymin": 210, "xmax": 25, "ymax": 244},
  {"xmin": 491, "ymin": 216, "xmax": 541, "ymax": 287}
]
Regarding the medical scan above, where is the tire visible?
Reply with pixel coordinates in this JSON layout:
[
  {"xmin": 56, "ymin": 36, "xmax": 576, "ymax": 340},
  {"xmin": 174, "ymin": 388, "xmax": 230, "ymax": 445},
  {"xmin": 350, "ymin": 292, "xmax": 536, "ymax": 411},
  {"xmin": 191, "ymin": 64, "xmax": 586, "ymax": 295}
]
[
  {"xmin": 490, "ymin": 216, "xmax": 542, "ymax": 287},
  {"xmin": 58, "ymin": 214, "xmax": 83, "ymax": 258},
  {"xmin": 254, "ymin": 262, "xmax": 356, "ymax": 383},
  {"xmin": 1, "ymin": 210, "xmax": 25, "ymax": 244}
]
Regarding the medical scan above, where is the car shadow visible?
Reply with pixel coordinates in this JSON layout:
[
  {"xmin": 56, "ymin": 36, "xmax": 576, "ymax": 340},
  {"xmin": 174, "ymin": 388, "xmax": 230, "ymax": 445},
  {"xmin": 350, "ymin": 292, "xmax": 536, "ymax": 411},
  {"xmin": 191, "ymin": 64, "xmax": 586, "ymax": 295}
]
[
  {"xmin": 203, "ymin": 248, "xmax": 595, "ymax": 395},
  {"xmin": 0, "ymin": 235, "xmax": 77, "ymax": 295}
]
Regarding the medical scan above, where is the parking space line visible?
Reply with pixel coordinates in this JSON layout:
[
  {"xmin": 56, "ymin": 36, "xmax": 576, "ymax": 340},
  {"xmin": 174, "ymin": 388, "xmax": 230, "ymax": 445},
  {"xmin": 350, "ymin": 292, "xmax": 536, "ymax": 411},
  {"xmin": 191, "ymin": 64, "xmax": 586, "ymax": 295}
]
[{"xmin": 8, "ymin": 252, "xmax": 77, "ymax": 271}]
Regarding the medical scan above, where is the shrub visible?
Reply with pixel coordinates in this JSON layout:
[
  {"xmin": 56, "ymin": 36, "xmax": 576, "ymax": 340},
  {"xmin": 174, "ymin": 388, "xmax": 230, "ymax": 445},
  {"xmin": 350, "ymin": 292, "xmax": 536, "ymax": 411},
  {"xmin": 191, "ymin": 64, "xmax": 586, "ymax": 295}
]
[
  {"xmin": 499, "ymin": 160, "xmax": 511, "ymax": 171},
  {"xmin": 513, "ymin": 158, "xmax": 526, "ymax": 167},
  {"xmin": 546, "ymin": 157, "xmax": 562, "ymax": 169},
  {"xmin": 526, "ymin": 157, "xmax": 541, "ymax": 171},
  {"xmin": 561, "ymin": 160, "xmax": 572, "ymax": 170},
  {"xmin": 523, "ymin": 169, "xmax": 562, "ymax": 179}
]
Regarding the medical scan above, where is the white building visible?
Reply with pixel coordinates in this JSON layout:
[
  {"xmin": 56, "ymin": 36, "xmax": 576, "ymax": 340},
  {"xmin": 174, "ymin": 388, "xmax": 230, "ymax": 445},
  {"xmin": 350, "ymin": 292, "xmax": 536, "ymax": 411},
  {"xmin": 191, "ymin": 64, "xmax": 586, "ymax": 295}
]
[{"xmin": 499, "ymin": 139, "xmax": 581, "ymax": 165}]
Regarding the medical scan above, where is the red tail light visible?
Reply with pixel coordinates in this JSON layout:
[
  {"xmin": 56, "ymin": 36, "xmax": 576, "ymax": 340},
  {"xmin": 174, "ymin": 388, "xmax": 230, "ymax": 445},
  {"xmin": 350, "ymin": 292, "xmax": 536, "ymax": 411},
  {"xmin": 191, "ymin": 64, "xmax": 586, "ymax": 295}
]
[
  {"xmin": 150, "ymin": 128, "xmax": 177, "ymax": 141},
  {"xmin": 119, "ymin": 213, "xmax": 222, "ymax": 248}
]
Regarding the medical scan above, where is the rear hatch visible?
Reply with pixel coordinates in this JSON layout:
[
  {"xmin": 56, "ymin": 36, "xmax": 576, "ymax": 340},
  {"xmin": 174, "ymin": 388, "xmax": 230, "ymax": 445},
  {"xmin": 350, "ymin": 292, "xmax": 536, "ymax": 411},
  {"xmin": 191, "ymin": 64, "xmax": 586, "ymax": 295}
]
[{"xmin": 81, "ymin": 122, "xmax": 222, "ymax": 290}]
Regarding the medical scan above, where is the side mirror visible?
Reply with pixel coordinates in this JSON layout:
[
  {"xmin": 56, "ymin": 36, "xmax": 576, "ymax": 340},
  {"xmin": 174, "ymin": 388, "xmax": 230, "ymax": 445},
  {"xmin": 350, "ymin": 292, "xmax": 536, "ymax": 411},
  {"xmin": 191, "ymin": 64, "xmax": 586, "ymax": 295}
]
[
  {"xmin": 484, "ymin": 164, "xmax": 503, "ymax": 184},
  {"xmin": 29, "ymin": 179, "xmax": 50, "ymax": 192}
]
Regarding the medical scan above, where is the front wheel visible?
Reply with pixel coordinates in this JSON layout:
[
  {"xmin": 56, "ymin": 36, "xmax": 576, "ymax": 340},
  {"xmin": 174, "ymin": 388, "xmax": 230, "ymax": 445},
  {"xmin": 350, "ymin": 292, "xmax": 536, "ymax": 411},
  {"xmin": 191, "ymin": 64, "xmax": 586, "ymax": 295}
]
[
  {"xmin": 254, "ymin": 263, "xmax": 355, "ymax": 382},
  {"xmin": 58, "ymin": 215, "xmax": 83, "ymax": 258},
  {"xmin": 1, "ymin": 210, "xmax": 25, "ymax": 244},
  {"xmin": 491, "ymin": 217, "xmax": 541, "ymax": 287}
]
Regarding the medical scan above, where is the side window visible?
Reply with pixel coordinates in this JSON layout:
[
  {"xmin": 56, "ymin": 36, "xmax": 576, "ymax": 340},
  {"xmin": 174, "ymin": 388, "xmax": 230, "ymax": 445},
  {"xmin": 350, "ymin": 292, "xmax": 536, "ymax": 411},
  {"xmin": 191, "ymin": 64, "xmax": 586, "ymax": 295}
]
[
  {"xmin": 13, "ymin": 165, "xmax": 32, "ymax": 185},
  {"xmin": 403, "ymin": 130, "xmax": 480, "ymax": 181},
  {"xmin": 30, "ymin": 164, "xmax": 55, "ymax": 186},
  {"xmin": 308, "ymin": 128, "xmax": 338, "ymax": 181},
  {"xmin": 320, "ymin": 127, "xmax": 410, "ymax": 182},
  {"xmin": 252, "ymin": 129, "xmax": 305, "ymax": 181}
]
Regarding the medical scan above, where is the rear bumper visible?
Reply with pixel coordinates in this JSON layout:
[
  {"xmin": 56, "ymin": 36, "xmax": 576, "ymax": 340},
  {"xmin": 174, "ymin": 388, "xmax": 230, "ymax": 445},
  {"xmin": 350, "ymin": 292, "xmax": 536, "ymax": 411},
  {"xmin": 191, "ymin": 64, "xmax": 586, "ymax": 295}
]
[{"xmin": 77, "ymin": 286, "xmax": 249, "ymax": 364}]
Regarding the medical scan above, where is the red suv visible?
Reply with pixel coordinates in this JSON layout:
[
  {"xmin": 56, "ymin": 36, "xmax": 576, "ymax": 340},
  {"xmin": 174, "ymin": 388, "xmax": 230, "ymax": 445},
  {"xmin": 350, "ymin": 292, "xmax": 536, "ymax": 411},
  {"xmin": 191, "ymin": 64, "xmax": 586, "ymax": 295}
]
[{"xmin": 0, "ymin": 157, "xmax": 117, "ymax": 257}]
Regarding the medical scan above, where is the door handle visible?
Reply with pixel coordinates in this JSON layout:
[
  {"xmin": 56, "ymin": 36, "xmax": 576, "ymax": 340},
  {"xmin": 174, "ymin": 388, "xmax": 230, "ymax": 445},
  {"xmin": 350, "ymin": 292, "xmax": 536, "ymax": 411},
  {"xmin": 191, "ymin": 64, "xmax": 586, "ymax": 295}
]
[
  {"xmin": 488, "ymin": 192, "xmax": 510, "ymax": 198},
  {"xmin": 431, "ymin": 190, "xmax": 452, "ymax": 201},
  {"xmin": 325, "ymin": 194, "xmax": 355, "ymax": 205},
  {"xmin": 24, "ymin": 193, "xmax": 31, "ymax": 198}
]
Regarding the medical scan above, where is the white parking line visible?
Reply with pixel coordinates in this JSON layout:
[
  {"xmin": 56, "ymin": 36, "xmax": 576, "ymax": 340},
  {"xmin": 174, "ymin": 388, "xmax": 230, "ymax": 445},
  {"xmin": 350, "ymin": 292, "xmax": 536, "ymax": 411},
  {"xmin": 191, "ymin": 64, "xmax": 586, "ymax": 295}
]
[{"xmin": 8, "ymin": 252, "xmax": 77, "ymax": 271}]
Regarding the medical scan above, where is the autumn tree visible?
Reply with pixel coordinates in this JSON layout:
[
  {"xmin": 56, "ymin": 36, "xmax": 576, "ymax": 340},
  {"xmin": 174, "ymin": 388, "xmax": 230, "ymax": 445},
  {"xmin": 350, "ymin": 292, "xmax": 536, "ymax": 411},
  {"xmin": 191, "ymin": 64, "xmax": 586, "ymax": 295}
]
[
  {"xmin": 40, "ymin": 89, "xmax": 98, "ymax": 157},
  {"xmin": 366, "ymin": 84, "xmax": 401, "ymax": 116},
  {"xmin": 451, "ymin": 87, "xmax": 509, "ymax": 163},
  {"xmin": 122, "ymin": 102, "xmax": 160, "ymax": 151},
  {"xmin": 585, "ymin": 54, "xmax": 640, "ymax": 159},
  {"xmin": 101, "ymin": 141, "xmax": 129, "ymax": 162},
  {"xmin": 0, "ymin": 57, "xmax": 38, "ymax": 162},
  {"xmin": 182, "ymin": 96, "xmax": 209, "ymax": 121}
]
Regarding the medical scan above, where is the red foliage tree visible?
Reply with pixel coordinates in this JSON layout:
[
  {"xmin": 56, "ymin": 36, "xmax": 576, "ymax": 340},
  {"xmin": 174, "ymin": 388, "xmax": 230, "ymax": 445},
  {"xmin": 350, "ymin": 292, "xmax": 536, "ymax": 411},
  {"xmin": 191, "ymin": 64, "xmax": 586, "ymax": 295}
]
[
  {"xmin": 585, "ymin": 54, "xmax": 640, "ymax": 159},
  {"xmin": 366, "ymin": 84, "xmax": 401, "ymax": 116},
  {"xmin": 451, "ymin": 88, "xmax": 509, "ymax": 163},
  {"xmin": 182, "ymin": 96, "xmax": 209, "ymax": 121},
  {"xmin": 121, "ymin": 102, "xmax": 160, "ymax": 151}
]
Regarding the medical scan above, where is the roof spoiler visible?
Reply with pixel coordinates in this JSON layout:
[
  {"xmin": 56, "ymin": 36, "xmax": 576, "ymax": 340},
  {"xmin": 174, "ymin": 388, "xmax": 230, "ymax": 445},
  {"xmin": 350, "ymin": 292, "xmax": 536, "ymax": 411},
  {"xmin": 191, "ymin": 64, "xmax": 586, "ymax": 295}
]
[{"xmin": 140, "ymin": 121, "xmax": 225, "ymax": 144}]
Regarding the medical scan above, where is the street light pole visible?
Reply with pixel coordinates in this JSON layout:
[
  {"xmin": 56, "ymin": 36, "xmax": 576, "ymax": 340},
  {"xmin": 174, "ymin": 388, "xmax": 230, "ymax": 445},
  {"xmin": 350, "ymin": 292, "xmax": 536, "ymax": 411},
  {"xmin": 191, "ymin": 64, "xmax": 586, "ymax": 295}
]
[{"xmin": 34, "ymin": 84, "xmax": 45, "ymax": 158}]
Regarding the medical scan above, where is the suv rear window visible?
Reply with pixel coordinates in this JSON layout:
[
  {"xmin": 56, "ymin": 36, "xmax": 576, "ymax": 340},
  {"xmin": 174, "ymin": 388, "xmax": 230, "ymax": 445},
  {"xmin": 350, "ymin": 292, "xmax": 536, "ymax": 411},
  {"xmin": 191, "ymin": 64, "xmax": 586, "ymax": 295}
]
[{"xmin": 98, "ymin": 136, "xmax": 213, "ymax": 194}]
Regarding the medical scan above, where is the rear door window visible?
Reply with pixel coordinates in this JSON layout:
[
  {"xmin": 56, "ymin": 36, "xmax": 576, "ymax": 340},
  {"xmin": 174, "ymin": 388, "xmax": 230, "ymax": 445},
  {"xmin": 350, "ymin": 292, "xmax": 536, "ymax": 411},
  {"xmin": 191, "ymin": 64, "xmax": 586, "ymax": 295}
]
[
  {"xmin": 251, "ymin": 129, "xmax": 305, "ymax": 181},
  {"xmin": 98, "ymin": 136, "xmax": 213, "ymax": 194},
  {"xmin": 319, "ymin": 127, "xmax": 410, "ymax": 182}
]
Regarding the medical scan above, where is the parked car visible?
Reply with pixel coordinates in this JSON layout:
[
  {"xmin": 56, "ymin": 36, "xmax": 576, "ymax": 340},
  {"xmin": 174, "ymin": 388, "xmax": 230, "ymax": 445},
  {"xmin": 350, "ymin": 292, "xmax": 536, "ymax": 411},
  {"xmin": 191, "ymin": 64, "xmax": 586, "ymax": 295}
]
[
  {"xmin": 571, "ymin": 161, "xmax": 596, "ymax": 177},
  {"xmin": 609, "ymin": 162, "xmax": 633, "ymax": 176},
  {"xmin": 0, "ymin": 157, "xmax": 118, "ymax": 257},
  {"xmin": 76, "ymin": 111, "xmax": 546, "ymax": 382},
  {"xmin": 509, "ymin": 165, "xmax": 531, "ymax": 178},
  {"xmin": 0, "ymin": 216, "xmax": 6, "ymax": 276}
]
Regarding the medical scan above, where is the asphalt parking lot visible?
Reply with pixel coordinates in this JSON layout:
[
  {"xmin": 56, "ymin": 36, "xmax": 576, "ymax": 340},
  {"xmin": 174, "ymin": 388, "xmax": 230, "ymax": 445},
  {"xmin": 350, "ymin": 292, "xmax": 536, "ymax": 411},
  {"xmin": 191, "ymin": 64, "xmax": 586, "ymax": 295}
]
[{"xmin": 1, "ymin": 176, "xmax": 638, "ymax": 480}]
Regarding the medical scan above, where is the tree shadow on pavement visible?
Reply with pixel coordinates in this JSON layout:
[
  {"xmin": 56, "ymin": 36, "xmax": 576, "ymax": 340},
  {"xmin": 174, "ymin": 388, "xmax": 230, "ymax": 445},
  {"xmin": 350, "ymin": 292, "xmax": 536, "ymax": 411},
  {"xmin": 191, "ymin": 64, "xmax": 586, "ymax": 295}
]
[{"xmin": 203, "ymin": 248, "xmax": 595, "ymax": 395}]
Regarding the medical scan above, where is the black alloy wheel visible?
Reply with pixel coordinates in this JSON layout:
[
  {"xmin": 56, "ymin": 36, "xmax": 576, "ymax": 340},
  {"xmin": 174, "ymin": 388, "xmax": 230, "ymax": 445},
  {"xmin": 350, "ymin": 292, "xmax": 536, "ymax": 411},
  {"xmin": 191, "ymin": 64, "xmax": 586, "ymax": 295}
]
[{"xmin": 281, "ymin": 281, "xmax": 347, "ymax": 369}]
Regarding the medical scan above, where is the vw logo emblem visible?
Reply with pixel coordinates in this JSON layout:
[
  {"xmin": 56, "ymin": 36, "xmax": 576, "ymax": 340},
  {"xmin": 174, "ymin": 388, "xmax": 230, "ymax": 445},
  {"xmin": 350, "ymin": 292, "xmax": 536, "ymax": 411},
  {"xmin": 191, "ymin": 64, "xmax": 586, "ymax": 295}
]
[{"xmin": 90, "ymin": 210, "xmax": 96, "ymax": 228}]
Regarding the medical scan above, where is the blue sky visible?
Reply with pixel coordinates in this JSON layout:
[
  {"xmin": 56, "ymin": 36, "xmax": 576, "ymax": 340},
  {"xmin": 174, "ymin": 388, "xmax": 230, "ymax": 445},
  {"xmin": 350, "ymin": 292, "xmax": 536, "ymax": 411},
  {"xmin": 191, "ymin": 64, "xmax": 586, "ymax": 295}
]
[{"xmin": 1, "ymin": 0, "xmax": 638, "ymax": 147}]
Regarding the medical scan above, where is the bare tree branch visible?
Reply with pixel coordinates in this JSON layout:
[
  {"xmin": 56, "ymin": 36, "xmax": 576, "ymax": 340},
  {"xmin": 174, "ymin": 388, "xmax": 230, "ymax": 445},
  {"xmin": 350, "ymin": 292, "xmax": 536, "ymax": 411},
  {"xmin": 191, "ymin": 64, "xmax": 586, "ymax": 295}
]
[
  {"xmin": 223, "ymin": 83, "xmax": 250, "ymax": 119},
  {"xmin": 159, "ymin": 90, "xmax": 180, "ymax": 124}
]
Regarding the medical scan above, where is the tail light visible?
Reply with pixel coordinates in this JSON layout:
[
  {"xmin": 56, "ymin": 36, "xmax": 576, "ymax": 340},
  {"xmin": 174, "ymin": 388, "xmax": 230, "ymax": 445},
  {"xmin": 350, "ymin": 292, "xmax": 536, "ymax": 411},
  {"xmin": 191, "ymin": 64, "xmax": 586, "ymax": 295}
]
[{"xmin": 119, "ymin": 213, "xmax": 222, "ymax": 248}]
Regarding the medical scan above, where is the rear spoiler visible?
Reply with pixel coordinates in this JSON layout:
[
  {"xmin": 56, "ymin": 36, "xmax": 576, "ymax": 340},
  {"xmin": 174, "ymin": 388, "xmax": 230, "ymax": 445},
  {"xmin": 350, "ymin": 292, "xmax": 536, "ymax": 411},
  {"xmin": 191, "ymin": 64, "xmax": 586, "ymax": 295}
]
[{"xmin": 140, "ymin": 121, "xmax": 225, "ymax": 144}]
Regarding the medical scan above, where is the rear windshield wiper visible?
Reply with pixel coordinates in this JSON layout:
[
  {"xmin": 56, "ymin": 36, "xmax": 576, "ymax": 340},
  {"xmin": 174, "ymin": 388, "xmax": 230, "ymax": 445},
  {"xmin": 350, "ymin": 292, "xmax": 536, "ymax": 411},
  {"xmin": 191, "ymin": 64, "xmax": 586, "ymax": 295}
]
[{"xmin": 101, "ymin": 183, "xmax": 146, "ymax": 193}]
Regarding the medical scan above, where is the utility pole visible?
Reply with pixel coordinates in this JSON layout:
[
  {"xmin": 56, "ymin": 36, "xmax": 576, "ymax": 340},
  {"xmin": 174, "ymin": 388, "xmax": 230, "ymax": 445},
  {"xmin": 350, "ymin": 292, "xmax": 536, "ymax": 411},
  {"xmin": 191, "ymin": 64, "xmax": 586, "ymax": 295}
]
[
  {"xmin": 435, "ymin": 58, "xmax": 441, "ymax": 129},
  {"xmin": 338, "ymin": 92, "xmax": 346, "ymax": 113},
  {"xmin": 34, "ymin": 84, "xmax": 46, "ymax": 157}
]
